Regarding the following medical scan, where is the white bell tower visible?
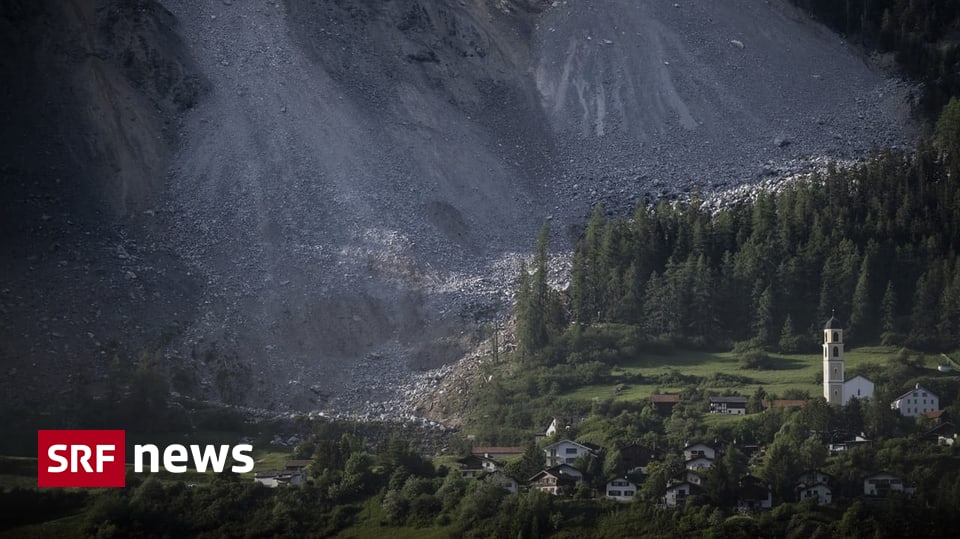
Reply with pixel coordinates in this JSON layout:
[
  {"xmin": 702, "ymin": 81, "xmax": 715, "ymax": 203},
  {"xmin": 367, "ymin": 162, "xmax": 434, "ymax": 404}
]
[{"xmin": 823, "ymin": 314, "xmax": 844, "ymax": 405}]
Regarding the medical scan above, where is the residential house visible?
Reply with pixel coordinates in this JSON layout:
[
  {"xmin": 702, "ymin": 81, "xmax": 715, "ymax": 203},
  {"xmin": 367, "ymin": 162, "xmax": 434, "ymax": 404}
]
[
  {"xmin": 664, "ymin": 481, "xmax": 702, "ymax": 508},
  {"xmin": 674, "ymin": 469, "xmax": 706, "ymax": 487},
  {"xmin": 472, "ymin": 446, "xmax": 523, "ymax": 460},
  {"xmin": 529, "ymin": 465, "xmax": 583, "ymax": 496},
  {"xmin": 890, "ymin": 384, "xmax": 940, "ymax": 417},
  {"xmin": 253, "ymin": 460, "xmax": 309, "ymax": 488},
  {"xmin": 736, "ymin": 475, "xmax": 773, "ymax": 511},
  {"xmin": 543, "ymin": 439, "xmax": 597, "ymax": 466},
  {"xmin": 685, "ymin": 456, "xmax": 714, "ymax": 471},
  {"xmin": 605, "ymin": 478, "xmax": 638, "ymax": 501},
  {"xmin": 455, "ymin": 455, "xmax": 501, "ymax": 478},
  {"xmin": 863, "ymin": 473, "xmax": 914, "ymax": 497},
  {"xmin": 651, "ymin": 394, "xmax": 681, "ymax": 415},
  {"xmin": 710, "ymin": 396, "xmax": 748, "ymax": 415},
  {"xmin": 479, "ymin": 470, "xmax": 519, "ymax": 494},
  {"xmin": 795, "ymin": 470, "xmax": 832, "ymax": 505},
  {"xmin": 682, "ymin": 442, "xmax": 717, "ymax": 462},
  {"xmin": 828, "ymin": 434, "xmax": 872, "ymax": 453}
]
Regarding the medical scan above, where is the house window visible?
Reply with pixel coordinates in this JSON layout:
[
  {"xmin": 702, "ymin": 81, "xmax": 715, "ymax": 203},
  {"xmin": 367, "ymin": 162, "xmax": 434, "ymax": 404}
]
[
  {"xmin": 608, "ymin": 490, "xmax": 621, "ymax": 496},
  {"xmin": 833, "ymin": 346, "xmax": 839, "ymax": 357},
  {"xmin": 565, "ymin": 448, "xmax": 578, "ymax": 454},
  {"xmin": 624, "ymin": 490, "xmax": 635, "ymax": 496}
]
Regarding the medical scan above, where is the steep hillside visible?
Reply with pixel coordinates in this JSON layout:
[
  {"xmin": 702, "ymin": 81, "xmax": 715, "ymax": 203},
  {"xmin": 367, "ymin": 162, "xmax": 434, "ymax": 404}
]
[{"xmin": 0, "ymin": 0, "xmax": 916, "ymax": 415}]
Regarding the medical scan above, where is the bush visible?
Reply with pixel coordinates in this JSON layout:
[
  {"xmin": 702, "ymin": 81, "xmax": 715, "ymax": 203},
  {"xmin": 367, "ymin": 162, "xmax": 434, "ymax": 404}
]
[{"xmin": 739, "ymin": 349, "xmax": 771, "ymax": 370}]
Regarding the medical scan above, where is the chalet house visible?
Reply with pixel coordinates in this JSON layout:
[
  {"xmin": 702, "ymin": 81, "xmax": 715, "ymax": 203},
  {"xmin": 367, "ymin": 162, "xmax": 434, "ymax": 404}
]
[
  {"xmin": 863, "ymin": 473, "xmax": 914, "ymax": 497},
  {"xmin": 529, "ymin": 465, "xmax": 582, "ymax": 496},
  {"xmin": 795, "ymin": 470, "xmax": 833, "ymax": 505},
  {"xmin": 685, "ymin": 456, "xmax": 714, "ymax": 471},
  {"xmin": 651, "ymin": 393, "xmax": 681, "ymax": 415},
  {"xmin": 543, "ymin": 439, "xmax": 597, "ymax": 466},
  {"xmin": 605, "ymin": 478, "xmax": 638, "ymax": 501},
  {"xmin": 890, "ymin": 384, "xmax": 940, "ymax": 417},
  {"xmin": 709, "ymin": 396, "xmax": 748, "ymax": 415},
  {"xmin": 736, "ymin": 475, "xmax": 773, "ymax": 511},
  {"xmin": 472, "ymin": 446, "xmax": 523, "ymax": 460},
  {"xmin": 828, "ymin": 434, "xmax": 871, "ymax": 453},
  {"xmin": 456, "ymin": 455, "xmax": 501, "ymax": 478},
  {"xmin": 682, "ymin": 442, "xmax": 717, "ymax": 461},
  {"xmin": 664, "ymin": 481, "xmax": 702, "ymax": 508},
  {"xmin": 479, "ymin": 470, "xmax": 519, "ymax": 494},
  {"xmin": 674, "ymin": 469, "xmax": 706, "ymax": 487}
]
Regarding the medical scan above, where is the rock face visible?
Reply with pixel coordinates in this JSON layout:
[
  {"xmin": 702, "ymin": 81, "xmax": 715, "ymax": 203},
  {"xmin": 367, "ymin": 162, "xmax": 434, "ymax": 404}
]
[{"xmin": 1, "ymin": 0, "xmax": 915, "ymax": 415}]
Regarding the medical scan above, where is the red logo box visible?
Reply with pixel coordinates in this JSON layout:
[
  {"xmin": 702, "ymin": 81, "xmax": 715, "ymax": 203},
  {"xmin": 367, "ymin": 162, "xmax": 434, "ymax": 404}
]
[{"xmin": 38, "ymin": 430, "xmax": 126, "ymax": 488}]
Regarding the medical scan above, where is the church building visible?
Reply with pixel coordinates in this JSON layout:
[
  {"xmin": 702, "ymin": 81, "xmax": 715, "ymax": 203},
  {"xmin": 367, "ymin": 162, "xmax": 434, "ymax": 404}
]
[{"xmin": 822, "ymin": 315, "xmax": 874, "ymax": 405}]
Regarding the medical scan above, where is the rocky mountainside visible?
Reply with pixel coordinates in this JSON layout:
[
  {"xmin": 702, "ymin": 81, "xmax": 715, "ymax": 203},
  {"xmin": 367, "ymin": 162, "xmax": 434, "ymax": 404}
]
[{"xmin": 1, "ymin": 0, "xmax": 915, "ymax": 416}]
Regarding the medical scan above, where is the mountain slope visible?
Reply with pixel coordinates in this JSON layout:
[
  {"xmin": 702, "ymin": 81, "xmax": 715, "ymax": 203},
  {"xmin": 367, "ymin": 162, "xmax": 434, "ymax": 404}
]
[{"xmin": 1, "ymin": 0, "xmax": 915, "ymax": 414}]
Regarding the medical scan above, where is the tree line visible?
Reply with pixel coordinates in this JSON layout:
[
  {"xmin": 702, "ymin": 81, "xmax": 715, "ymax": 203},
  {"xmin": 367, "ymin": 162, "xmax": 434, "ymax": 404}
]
[{"xmin": 517, "ymin": 101, "xmax": 960, "ymax": 359}]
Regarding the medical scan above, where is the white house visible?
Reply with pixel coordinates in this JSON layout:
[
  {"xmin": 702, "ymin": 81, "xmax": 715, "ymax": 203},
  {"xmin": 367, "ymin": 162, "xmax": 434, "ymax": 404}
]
[
  {"xmin": 890, "ymin": 384, "xmax": 940, "ymax": 417},
  {"xmin": 543, "ymin": 439, "xmax": 596, "ymax": 466},
  {"xmin": 796, "ymin": 470, "xmax": 833, "ymax": 505},
  {"xmin": 253, "ymin": 471, "xmax": 305, "ymax": 488},
  {"xmin": 864, "ymin": 473, "xmax": 914, "ymax": 497},
  {"xmin": 682, "ymin": 442, "xmax": 717, "ymax": 461},
  {"xmin": 605, "ymin": 478, "xmax": 638, "ymax": 501},
  {"xmin": 843, "ymin": 375, "xmax": 875, "ymax": 405}
]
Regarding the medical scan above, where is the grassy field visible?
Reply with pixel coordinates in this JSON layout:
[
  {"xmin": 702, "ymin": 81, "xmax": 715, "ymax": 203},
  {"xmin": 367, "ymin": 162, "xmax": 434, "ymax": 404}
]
[{"xmin": 559, "ymin": 346, "xmax": 937, "ymax": 403}]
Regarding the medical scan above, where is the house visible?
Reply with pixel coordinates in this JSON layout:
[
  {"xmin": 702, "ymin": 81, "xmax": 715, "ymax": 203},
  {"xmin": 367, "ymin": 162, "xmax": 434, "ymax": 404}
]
[
  {"xmin": 664, "ymin": 481, "xmax": 702, "ymax": 508},
  {"xmin": 543, "ymin": 439, "xmax": 597, "ymax": 466},
  {"xmin": 605, "ymin": 478, "xmax": 638, "ymax": 501},
  {"xmin": 709, "ymin": 396, "xmax": 748, "ymax": 415},
  {"xmin": 682, "ymin": 442, "xmax": 717, "ymax": 462},
  {"xmin": 529, "ymin": 465, "xmax": 582, "ymax": 496},
  {"xmin": 472, "ymin": 446, "xmax": 523, "ymax": 460},
  {"xmin": 843, "ymin": 375, "xmax": 875, "ymax": 405},
  {"xmin": 253, "ymin": 460, "xmax": 309, "ymax": 488},
  {"xmin": 795, "ymin": 470, "xmax": 832, "ymax": 505},
  {"xmin": 863, "ymin": 473, "xmax": 914, "ymax": 497},
  {"xmin": 674, "ymin": 469, "xmax": 706, "ymax": 487},
  {"xmin": 651, "ymin": 393, "xmax": 681, "ymax": 415},
  {"xmin": 736, "ymin": 475, "xmax": 773, "ymax": 511},
  {"xmin": 890, "ymin": 384, "xmax": 940, "ymax": 417},
  {"xmin": 828, "ymin": 434, "xmax": 872, "ymax": 453},
  {"xmin": 479, "ymin": 470, "xmax": 519, "ymax": 494},
  {"xmin": 455, "ymin": 455, "xmax": 501, "ymax": 478},
  {"xmin": 685, "ymin": 456, "xmax": 714, "ymax": 471},
  {"xmin": 254, "ymin": 470, "xmax": 305, "ymax": 488},
  {"xmin": 619, "ymin": 444, "xmax": 658, "ymax": 474}
]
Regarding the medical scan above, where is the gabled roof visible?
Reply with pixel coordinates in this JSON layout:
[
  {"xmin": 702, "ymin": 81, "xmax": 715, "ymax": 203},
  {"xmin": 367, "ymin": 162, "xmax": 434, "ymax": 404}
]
[
  {"xmin": 543, "ymin": 439, "xmax": 597, "ymax": 453},
  {"xmin": 529, "ymin": 467, "xmax": 579, "ymax": 484},
  {"xmin": 925, "ymin": 410, "xmax": 945, "ymax": 419},
  {"xmin": 892, "ymin": 384, "xmax": 939, "ymax": 402}
]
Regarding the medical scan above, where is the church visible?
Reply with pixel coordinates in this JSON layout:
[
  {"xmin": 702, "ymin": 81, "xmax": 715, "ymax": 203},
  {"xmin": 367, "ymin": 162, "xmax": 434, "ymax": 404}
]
[{"xmin": 822, "ymin": 315, "xmax": 874, "ymax": 405}]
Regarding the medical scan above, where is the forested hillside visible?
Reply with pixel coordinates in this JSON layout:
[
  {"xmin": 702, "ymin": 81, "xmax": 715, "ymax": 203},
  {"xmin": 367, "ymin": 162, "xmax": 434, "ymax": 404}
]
[
  {"xmin": 516, "ymin": 101, "xmax": 960, "ymax": 359},
  {"xmin": 789, "ymin": 0, "xmax": 960, "ymax": 115}
]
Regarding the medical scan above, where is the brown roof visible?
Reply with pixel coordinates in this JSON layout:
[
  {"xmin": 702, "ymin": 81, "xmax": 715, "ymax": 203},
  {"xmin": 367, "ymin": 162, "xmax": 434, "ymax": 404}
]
[
  {"xmin": 925, "ymin": 410, "xmax": 945, "ymax": 419},
  {"xmin": 651, "ymin": 394, "xmax": 681, "ymax": 403}
]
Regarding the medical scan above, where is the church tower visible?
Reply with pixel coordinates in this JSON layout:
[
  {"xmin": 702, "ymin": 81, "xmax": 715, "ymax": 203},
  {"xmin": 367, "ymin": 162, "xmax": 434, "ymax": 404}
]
[{"xmin": 823, "ymin": 315, "xmax": 844, "ymax": 405}]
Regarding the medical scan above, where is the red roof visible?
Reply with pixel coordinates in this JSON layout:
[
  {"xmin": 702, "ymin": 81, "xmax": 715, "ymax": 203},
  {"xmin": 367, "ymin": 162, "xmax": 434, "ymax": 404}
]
[
  {"xmin": 651, "ymin": 394, "xmax": 681, "ymax": 403},
  {"xmin": 925, "ymin": 410, "xmax": 945, "ymax": 419}
]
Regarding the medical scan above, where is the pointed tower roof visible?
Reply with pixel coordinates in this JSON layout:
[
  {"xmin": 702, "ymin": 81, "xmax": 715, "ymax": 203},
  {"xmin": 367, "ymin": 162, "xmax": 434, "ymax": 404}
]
[{"xmin": 823, "ymin": 316, "xmax": 841, "ymax": 329}]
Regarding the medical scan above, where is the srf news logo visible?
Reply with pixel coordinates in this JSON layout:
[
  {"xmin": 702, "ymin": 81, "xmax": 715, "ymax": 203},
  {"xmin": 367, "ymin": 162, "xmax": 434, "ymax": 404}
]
[{"xmin": 38, "ymin": 430, "xmax": 254, "ymax": 488}]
